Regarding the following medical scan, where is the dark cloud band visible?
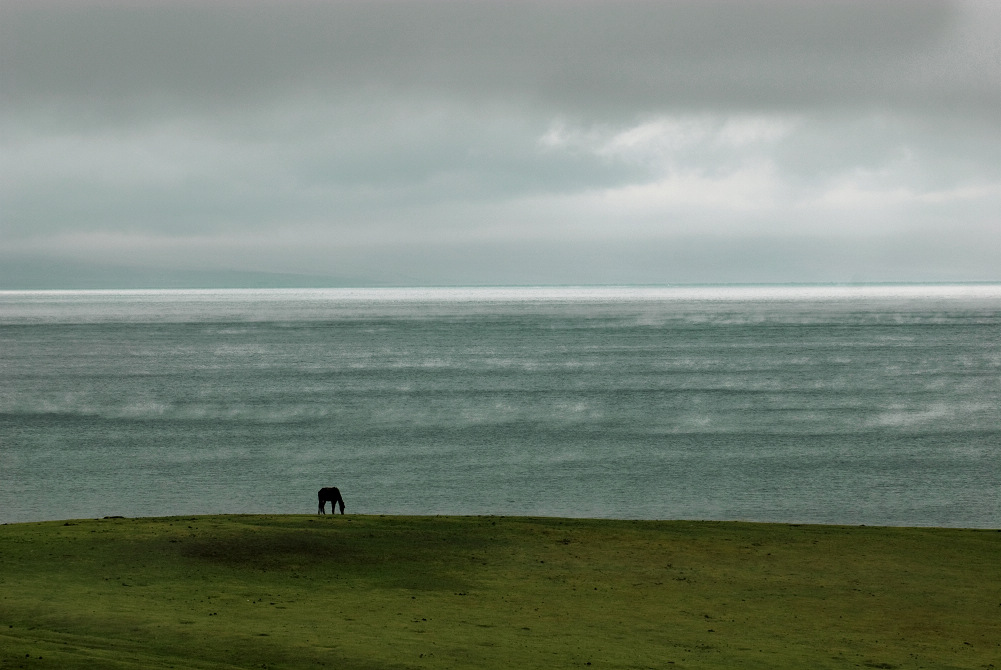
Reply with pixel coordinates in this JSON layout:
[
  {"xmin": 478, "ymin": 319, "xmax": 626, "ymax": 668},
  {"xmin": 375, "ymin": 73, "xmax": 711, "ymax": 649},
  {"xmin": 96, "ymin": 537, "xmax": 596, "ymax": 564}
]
[{"xmin": 3, "ymin": 1, "xmax": 993, "ymax": 118}]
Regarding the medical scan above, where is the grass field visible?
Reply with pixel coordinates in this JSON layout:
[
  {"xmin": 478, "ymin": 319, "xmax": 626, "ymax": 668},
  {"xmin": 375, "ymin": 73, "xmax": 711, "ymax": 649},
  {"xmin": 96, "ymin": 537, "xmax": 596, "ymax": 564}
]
[{"xmin": 1, "ymin": 515, "xmax": 998, "ymax": 669}]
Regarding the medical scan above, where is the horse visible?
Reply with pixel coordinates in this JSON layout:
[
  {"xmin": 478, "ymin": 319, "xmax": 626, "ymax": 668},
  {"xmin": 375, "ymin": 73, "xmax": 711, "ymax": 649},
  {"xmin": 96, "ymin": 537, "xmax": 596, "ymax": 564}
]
[{"xmin": 317, "ymin": 486, "xmax": 345, "ymax": 514}]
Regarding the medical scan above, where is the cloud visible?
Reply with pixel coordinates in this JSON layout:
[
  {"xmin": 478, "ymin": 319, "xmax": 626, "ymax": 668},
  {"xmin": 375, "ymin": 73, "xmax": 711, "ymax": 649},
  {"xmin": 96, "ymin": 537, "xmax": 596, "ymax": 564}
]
[
  {"xmin": 1, "ymin": 0, "xmax": 999, "ymax": 285},
  {"xmin": 4, "ymin": 0, "xmax": 997, "ymax": 119}
]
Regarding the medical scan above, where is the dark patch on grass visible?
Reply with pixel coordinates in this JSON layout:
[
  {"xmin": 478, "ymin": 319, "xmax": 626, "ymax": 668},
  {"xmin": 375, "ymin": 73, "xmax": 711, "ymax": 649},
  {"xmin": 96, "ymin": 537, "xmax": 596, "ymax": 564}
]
[
  {"xmin": 172, "ymin": 519, "xmax": 486, "ymax": 592},
  {"xmin": 179, "ymin": 529, "xmax": 360, "ymax": 570}
]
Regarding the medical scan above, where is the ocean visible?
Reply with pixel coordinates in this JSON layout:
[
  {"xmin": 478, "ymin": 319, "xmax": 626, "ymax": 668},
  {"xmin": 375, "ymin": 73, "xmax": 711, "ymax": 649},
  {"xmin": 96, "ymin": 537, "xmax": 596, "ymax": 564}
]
[{"xmin": 1, "ymin": 285, "xmax": 999, "ymax": 527}]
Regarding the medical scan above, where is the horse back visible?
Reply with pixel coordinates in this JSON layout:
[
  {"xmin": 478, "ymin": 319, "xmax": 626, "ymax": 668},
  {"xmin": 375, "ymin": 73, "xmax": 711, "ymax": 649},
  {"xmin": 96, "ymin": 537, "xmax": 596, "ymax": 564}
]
[{"xmin": 318, "ymin": 486, "xmax": 342, "ymax": 501}]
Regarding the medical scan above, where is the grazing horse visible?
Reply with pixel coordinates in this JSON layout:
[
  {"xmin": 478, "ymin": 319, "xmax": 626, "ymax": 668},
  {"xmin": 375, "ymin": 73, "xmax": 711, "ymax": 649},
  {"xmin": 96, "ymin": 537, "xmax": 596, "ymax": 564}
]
[{"xmin": 317, "ymin": 487, "xmax": 345, "ymax": 514}]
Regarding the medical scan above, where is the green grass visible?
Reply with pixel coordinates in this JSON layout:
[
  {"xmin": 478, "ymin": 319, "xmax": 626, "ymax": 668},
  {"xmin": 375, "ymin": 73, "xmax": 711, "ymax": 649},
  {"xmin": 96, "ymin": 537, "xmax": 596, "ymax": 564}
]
[{"xmin": 1, "ymin": 515, "xmax": 998, "ymax": 669}]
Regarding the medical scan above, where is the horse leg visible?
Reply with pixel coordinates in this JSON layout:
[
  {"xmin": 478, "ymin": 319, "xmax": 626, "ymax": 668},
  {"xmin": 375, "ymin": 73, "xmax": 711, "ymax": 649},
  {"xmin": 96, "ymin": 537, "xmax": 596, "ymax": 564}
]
[{"xmin": 318, "ymin": 499, "xmax": 326, "ymax": 514}]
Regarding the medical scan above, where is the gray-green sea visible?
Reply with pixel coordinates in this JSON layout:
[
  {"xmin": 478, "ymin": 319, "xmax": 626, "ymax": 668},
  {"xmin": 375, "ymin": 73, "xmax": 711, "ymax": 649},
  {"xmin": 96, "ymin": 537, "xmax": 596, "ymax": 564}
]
[{"xmin": 2, "ymin": 285, "xmax": 999, "ymax": 526}]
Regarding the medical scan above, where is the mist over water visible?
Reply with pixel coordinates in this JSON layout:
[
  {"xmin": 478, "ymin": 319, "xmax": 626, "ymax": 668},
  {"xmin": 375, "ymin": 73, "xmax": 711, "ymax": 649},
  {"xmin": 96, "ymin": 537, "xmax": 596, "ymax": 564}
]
[{"xmin": 2, "ymin": 286, "xmax": 999, "ymax": 526}]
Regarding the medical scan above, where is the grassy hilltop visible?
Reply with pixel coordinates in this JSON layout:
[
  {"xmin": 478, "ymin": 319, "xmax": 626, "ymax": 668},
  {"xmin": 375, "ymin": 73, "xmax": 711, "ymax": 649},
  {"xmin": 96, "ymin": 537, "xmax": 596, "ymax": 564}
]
[{"xmin": 1, "ymin": 515, "xmax": 998, "ymax": 669}]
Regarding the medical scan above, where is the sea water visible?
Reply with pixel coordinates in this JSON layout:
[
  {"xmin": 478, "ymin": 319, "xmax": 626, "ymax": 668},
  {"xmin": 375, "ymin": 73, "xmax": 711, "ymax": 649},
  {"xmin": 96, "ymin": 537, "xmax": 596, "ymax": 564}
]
[{"xmin": 1, "ymin": 285, "xmax": 999, "ymax": 527}]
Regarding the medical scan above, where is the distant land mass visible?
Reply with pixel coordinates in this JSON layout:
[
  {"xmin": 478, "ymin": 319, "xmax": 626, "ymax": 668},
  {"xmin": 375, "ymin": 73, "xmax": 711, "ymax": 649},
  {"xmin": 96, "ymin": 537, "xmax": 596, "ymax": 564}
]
[
  {"xmin": 3, "ymin": 235, "xmax": 999, "ymax": 289},
  {"xmin": 0, "ymin": 257, "xmax": 384, "ymax": 290}
]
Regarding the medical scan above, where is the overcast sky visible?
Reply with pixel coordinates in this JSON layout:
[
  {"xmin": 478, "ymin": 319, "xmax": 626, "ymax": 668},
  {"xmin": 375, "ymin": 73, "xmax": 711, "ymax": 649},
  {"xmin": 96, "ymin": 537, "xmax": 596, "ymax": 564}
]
[{"xmin": 2, "ymin": 0, "xmax": 999, "ymax": 287}]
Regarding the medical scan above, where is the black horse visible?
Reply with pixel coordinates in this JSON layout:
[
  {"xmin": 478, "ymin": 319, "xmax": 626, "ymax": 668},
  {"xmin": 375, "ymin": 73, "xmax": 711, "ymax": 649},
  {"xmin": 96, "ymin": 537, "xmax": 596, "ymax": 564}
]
[{"xmin": 317, "ymin": 487, "xmax": 345, "ymax": 514}]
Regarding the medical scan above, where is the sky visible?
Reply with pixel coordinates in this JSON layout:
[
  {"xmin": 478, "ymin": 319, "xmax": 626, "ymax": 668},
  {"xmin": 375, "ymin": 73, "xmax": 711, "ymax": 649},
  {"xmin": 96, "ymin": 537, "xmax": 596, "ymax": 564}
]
[{"xmin": 2, "ymin": 0, "xmax": 999, "ymax": 288}]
